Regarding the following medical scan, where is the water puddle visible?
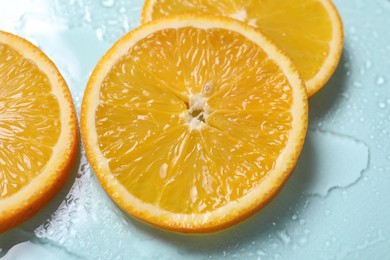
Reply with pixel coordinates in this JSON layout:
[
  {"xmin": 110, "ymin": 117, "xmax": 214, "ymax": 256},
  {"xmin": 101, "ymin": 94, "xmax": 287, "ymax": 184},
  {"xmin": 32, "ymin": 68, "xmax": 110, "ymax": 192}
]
[{"xmin": 293, "ymin": 129, "xmax": 369, "ymax": 197}]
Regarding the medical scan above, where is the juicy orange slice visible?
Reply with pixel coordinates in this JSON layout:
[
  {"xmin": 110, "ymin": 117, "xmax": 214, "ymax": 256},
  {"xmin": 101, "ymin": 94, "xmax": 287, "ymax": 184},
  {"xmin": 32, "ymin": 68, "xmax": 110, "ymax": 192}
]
[
  {"xmin": 81, "ymin": 16, "xmax": 308, "ymax": 233},
  {"xmin": 142, "ymin": 0, "xmax": 344, "ymax": 96},
  {"xmin": 0, "ymin": 31, "xmax": 78, "ymax": 233}
]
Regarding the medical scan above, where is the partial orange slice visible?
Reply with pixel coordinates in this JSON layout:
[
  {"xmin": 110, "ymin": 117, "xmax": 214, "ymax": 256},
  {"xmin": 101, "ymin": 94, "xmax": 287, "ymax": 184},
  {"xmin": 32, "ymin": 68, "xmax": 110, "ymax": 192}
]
[
  {"xmin": 0, "ymin": 31, "xmax": 78, "ymax": 233},
  {"xmin": 81, "ymin": 16, "xmax": 308, "ymax": 233},
  {"xmin": 142, "ymin": 0, "xmax": 344, "ymax": 97}
]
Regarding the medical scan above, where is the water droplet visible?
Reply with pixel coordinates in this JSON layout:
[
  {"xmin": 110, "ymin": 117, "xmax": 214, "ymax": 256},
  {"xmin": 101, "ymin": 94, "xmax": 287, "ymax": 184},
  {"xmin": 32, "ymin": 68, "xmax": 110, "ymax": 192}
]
[
  {"xmin": 96, "ymin": 27, "xmax": 105, "ymax": 41},
  {"xmin": 256, "ymin": 249, "xmax": 266, "ymax": 256},
  {"xmin": 298, "ymin": 237, "xmax": 307, "ymax": 246},
  {"xmin": 378, "ymin": 102, "xmax": 386, "ymax": 109},
  {"xmin": 376, "ymin": 76, "xmax": 385, "ymax": 85},
  {"xmin": 291, "ymin": 214, "xmax": 298, "ymax": 220},
  {"xmin": 101, "ymin": 0, "xmax": 115, "ymax": 7},
  {"xmin": 353, "ymin": 81, "xmax": 362, "ymax": 87},
  {"xmin": 365, "ymin": 60, "xmax": 372, "ymax": 69},
  {"xmin": 277, "ymin": 230, "xmax": 291, "ymax": 245}
]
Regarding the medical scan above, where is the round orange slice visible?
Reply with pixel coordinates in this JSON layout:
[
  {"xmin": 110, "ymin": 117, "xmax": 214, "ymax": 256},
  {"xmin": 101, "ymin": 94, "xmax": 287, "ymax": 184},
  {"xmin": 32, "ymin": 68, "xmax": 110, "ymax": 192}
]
[
  {"xmin": 142, "ymin": 0, "xmax": 344, "ymax": 97},
  {"xmin": 81, "ymin": 15, "xmax": 308, "ymax": 233},
  {"xmin": 0, "ymin": 31, "xmax": 78, "ymax": 233}
]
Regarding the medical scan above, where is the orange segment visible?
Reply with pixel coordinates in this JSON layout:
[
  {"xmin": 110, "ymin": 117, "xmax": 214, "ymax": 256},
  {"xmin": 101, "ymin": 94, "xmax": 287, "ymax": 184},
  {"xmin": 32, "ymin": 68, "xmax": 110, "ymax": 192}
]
[
  {"xmin": 142, "ymin": 0, "xmax": 344, "ymax": 96},
  {"xmin": 81, "ymin": 16, "xmax": 307, "ymax": 233},
  {"xmin": 0, "ymin": 31, "xmax": 78, "ymax": 233}
]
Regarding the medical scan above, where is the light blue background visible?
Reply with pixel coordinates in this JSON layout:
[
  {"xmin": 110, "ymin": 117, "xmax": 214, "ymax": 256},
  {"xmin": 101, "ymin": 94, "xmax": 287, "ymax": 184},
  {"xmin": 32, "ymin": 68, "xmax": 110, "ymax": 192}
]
[{"xmin": 0, "ymin": 0, "xmax": 389, "ymax": 259}]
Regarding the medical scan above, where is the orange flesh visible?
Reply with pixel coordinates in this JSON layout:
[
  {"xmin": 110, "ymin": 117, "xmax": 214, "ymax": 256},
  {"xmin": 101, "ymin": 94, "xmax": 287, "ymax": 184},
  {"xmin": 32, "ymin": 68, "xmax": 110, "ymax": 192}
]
[
  {"xmin": 149, "ymin": 0, "xmax": 333, "ymax": 82},
  {"xmin": 96, "ymin": 28, "xmax": 293, "ymax": 214},
  {"xmin": 0, "ymin": 43, "xmax": 60, "ymax": 198}
]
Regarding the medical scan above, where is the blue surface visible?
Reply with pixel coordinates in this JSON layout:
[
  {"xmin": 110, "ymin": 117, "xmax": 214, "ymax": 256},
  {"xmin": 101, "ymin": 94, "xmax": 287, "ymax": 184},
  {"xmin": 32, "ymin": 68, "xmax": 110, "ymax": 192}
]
[{"xmin": 0, "ymin": 0, "xmax": 390, "ymax": 259}]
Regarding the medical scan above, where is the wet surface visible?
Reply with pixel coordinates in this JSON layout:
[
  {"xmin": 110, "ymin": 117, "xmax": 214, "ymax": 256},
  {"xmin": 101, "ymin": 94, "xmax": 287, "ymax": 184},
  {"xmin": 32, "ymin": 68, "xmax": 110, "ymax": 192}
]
[{"xmin": 0, "ymin": 0, "xmax": 390, "ymax": 259}]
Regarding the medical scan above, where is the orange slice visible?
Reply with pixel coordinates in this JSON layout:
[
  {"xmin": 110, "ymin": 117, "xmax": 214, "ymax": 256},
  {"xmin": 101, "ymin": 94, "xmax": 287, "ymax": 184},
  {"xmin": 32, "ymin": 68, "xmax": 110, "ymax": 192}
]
[
  {"xmin": 81, "ymin": 16, "xmax": 308, "ymax": 233},
  {"xmin": 142, "ymin": 0, "xmax": 344, "ymax": 96},
  {"xmin": 0, "ymin": 31, "xmax": 78, "ymax": 233}
]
